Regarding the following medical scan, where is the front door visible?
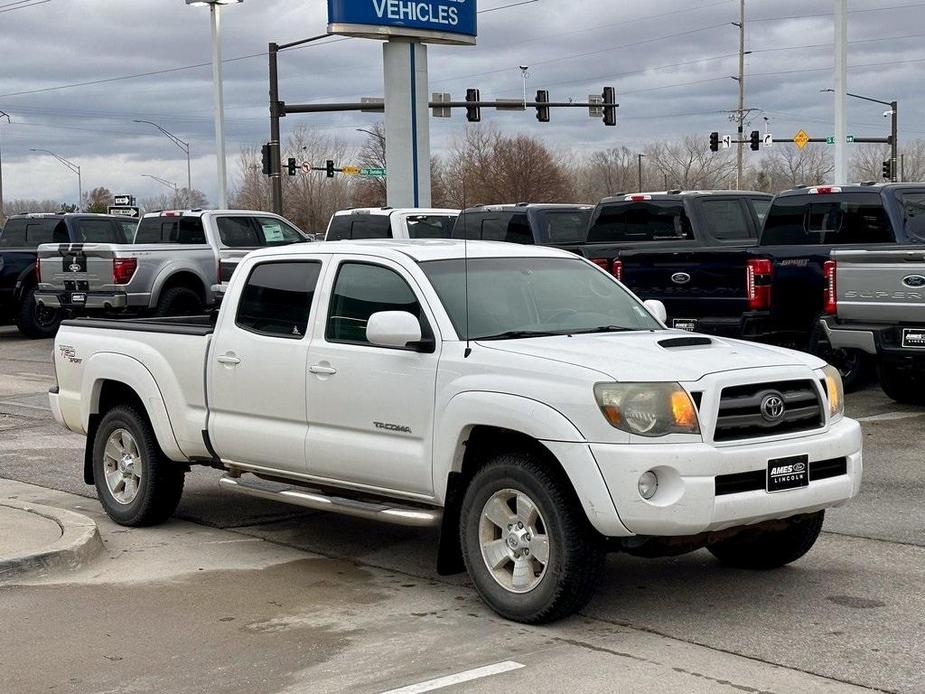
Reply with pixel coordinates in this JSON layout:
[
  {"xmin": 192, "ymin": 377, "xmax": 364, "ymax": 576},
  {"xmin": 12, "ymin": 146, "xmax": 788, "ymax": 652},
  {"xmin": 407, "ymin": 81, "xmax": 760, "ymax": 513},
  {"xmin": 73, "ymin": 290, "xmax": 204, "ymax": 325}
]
[
  {"xmin": 305, "ymin": 258, "xmax": 440, "ymax": 496},
  {"xmin": 208, "ymin": 259, "xmax": 324, "ymax": 473}
]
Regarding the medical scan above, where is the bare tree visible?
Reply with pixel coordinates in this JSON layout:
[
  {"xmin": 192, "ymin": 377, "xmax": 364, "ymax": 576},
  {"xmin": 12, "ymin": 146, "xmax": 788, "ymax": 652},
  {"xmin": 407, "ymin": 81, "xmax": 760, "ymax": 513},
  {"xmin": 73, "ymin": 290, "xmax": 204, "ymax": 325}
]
[
  {"xmin": 3, "ymin": 199, "xmax": 67, "ymax": 216},
  {"xmin": 849, "ymin": 144, "xmax": 891, "ymax": 183},
  {"xmin": 754, "ymin": 145, "xmax": 834, "ymax": 191},
  {"xmin": 354, "ymin": 123, "xmax": 387, "ymax": 208},
  {"xmin": 572, "ymin": 146, "xmax": 636, "ymax": 202},
  {"xmin": 646, "ymin": 136, "xmax": 737, "ymax": 190},
  {"xmin": 83, "ymin": 187, "xmax": 113, "ymax": 213}
]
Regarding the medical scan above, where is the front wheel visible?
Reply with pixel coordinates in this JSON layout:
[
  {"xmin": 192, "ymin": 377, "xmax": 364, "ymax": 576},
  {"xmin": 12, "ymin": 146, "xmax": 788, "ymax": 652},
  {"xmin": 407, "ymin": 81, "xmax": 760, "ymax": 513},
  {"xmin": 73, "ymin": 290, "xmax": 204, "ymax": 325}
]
[
  {"xmin": 707, "ymin": 511, "xmax": 824, "ymax": 570},
  {"xmin": 92, "ymin": 406, "xmax": 185, "ymax": 526},
  {"xmin": 459, "ymin": 452, "xmax": 604, "ymax": 624},
  {"xmin": 15, "ymin": 286, "xmax": 62, "ymax": 339}
]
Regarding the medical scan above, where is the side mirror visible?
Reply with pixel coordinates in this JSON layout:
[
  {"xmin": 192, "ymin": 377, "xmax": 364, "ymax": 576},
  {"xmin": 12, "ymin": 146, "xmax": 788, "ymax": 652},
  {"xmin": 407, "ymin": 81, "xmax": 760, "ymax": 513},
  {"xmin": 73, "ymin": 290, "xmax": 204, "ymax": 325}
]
[
  {"xmin": 366, "ymin": 311, "xmax": 423, "ymax": 349},
  {"xmin": 644, "ymin": 299, "xmax": 667, "ymax": 324}
]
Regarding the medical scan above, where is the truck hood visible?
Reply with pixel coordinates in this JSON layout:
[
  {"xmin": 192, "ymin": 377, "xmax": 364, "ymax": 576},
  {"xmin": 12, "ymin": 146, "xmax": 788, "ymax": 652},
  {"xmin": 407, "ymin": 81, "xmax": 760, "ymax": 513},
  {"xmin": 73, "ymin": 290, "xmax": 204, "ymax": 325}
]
[{"xmin": 477, "ymin": 331, "xmax": 822, "ymax": 383}]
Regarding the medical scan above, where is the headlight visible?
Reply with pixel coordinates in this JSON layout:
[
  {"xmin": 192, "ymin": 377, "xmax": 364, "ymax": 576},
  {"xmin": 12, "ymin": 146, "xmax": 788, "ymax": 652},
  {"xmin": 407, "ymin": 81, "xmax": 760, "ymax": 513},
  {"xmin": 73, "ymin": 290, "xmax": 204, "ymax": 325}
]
[
  {"xmin": 594, "ymin": 382, "xmax": 700, "ymax": 437},
  {"xmin": 822, "ymin": 365, "xmax": 845, "ymax": 420}
]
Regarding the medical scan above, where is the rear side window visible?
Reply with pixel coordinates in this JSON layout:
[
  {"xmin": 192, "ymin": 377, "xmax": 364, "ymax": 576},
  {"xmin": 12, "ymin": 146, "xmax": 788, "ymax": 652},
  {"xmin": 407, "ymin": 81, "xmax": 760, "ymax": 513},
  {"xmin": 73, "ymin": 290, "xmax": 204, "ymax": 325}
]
[
  {"xmin": 326, "ymin": 215, "xmax": 391, "ymax": 241},
  {"xmin": 534, "ymin": 209, "xmax": 591, "ymax": 244},
  {"xmin": 700, "ymin": 199, "xmax": 753, "ymax": 241},
  {"xmin": 0, "ymin": 219, "xmax": 27, "ymax": 246},
  {"xmin": 406, "ymin": 215, "xmax": 456, "ymax": 239},
  {"xmin": 587, "ymin": 202, "xmax": 693, "ymax": 243},
  {"xmin": 453, "ymin": 211, "xmax": 533, "ymax": 244},
  {"xmin": 75, "ymin": 219, "xmax": 124, "ymax": 243},
  {"xmin": 217, "ymin": 217, "xmax": 259, "ymax": 247},
  {"xmin": 327, "ymin": 262, "xmax": 422, "ymax": 345},
  {"xmin": 117, "ymin": 220, "xmax": 137, "ymax": 242},
  {"xmin": 761, "ymin": 194, "xmax": 894, "ymax": 245},
  {"xmin": 135, "ymin": 216, "xmax": 206, "ymax": 244},
  {"xmin": 900, "ymin": 192, "xmax": 925, "ymax": 242},
  {"xmin": 750, "ymin": 198, "xmax": 771, "ymax": 227},
  {"xmin": 236, "ymin": 261, "xmax": 322, "ymax": 338}
]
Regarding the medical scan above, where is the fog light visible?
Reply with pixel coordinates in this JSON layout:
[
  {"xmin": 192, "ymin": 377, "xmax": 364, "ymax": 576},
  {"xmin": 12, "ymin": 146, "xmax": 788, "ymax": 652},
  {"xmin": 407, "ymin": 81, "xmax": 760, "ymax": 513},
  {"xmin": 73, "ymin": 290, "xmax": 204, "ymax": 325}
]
[{"xmin": 638, "ymin": 471, "xmax": 658, "ymax": 500}]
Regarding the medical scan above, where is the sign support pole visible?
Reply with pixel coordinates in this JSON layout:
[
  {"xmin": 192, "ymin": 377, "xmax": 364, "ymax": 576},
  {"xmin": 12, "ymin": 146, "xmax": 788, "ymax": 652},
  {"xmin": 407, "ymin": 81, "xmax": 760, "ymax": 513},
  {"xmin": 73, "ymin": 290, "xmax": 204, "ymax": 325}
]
[
  {"xmin": 833, "ymin": 0, "xmax": 848, "ymax": 184},
  {"xmin": 383, "ymin": 39, "xmax": 431, "ymax": 208}
]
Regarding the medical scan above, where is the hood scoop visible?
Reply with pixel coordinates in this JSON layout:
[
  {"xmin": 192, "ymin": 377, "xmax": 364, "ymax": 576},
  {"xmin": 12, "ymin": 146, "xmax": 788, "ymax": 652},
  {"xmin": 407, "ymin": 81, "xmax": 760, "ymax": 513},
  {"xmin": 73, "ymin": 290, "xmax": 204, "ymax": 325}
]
[{"xmin": 658, "ymin": 336, "xmax": 713, "ymax": 349}]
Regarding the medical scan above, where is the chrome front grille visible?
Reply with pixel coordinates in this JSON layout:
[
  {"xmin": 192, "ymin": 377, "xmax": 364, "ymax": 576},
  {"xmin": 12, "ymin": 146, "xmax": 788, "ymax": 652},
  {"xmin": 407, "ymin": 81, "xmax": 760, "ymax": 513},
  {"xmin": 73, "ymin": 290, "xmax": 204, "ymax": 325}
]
[{"xmin": 714, "ymin": 379, "xmax": 824, "ymax": 442}]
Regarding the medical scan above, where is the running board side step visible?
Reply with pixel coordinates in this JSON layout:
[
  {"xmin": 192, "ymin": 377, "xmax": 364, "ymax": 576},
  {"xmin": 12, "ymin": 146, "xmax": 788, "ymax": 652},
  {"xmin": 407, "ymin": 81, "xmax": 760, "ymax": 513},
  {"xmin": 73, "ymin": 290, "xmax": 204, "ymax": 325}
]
[{"xmin": 218, "ymin": 476, "xmax": 442, "ymax": 528}]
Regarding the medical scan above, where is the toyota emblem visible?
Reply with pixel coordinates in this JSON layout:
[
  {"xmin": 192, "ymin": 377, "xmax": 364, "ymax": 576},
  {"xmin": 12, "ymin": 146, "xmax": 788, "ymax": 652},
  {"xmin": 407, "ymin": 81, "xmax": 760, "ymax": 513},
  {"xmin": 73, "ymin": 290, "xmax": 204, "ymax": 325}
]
[{"xmin": 760, "ymin": 393, "xmax": 786, "ymax": 422}]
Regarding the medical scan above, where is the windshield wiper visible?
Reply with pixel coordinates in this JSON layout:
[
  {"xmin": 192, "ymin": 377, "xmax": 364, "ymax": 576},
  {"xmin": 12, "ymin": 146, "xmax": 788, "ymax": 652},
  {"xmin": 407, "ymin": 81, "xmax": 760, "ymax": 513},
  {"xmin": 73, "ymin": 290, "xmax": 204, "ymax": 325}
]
[
  {"xmin": 476, "ymin": 330, "xmax": 563, "ymax": 341},
  {"xmin": 568, "ymin": 325, "xmax": 635, "ymax": 335}
]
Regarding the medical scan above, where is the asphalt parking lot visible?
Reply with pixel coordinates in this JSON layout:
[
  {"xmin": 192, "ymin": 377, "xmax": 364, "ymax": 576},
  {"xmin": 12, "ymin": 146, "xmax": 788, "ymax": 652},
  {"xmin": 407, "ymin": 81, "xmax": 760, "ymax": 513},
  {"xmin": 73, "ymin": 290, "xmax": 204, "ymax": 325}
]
[{"xmin": 0, "ymin": 325, "xmax": 922, "ymax": 694}]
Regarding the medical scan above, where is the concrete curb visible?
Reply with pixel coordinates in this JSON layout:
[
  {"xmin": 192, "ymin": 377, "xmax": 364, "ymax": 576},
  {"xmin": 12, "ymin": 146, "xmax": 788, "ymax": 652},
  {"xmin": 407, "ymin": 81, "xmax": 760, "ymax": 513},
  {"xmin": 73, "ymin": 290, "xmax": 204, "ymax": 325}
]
[{"xmin": 0, "ymin": 500, "xmax": 103, "ymax": 583}]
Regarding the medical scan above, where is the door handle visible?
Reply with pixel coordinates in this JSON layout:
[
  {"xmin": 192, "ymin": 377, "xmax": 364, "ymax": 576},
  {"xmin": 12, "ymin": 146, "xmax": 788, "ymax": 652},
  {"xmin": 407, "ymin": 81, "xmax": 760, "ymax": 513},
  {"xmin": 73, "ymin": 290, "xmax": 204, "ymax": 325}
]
[
  {"xmin": 217, "ymin": 355, "xmax": 241, "ymax": 366},
  {"xmin": 309, "ymin": 364, "xmax": 337, "ymax": 375}
]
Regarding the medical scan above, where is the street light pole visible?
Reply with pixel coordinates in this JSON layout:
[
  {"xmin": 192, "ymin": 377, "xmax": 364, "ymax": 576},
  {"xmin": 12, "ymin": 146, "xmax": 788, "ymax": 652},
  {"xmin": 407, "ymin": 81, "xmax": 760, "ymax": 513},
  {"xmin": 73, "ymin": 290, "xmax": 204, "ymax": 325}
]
[
  {"xmin": 822, "ymin": 89, "xmax": 898, "ymax": 182},
  {"xmin": 31, "ymin": 148, "xmax": 81, "ymax": 209},
  {"xmin": 133, "ymin": 120, "xmax": 192, "ymax": 206},
  {"xmin": 0, "ymin": 111, "xmax": 9, "ymax": 220},
  {"xmin": 143, "ymin": 174, "xmax": 182, "ymax": 208}
]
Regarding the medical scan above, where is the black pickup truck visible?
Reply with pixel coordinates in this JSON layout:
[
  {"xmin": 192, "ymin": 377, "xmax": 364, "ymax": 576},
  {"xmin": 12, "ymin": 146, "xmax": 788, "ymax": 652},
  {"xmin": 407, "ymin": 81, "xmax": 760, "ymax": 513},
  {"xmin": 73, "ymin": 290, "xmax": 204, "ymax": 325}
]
[
  {"xmin": 0, "ymin": 213, "xmax": 135, "ymax": 337},
  {"xmin": 450, "ymin": 203, "xmax": 594, "ymax": 248}
]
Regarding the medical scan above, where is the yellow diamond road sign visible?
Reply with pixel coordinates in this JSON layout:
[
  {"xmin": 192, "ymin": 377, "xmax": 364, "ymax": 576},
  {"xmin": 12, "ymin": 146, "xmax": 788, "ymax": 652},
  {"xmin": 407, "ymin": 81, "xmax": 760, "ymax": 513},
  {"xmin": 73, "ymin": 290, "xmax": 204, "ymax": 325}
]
[
  {"xmin": 341, "ymin": 166, "xmax": 361, "ymax": 176},
  {"xmin": 793, "ymin": 129, "xmax": 810, "ymax": 150}
]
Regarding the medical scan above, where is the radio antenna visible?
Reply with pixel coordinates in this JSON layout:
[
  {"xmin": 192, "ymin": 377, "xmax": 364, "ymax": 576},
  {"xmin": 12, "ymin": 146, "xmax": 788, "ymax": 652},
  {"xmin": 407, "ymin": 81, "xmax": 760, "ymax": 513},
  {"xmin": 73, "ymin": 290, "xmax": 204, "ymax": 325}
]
[{"xmin": 463, "ymin": 180, "xmax": 472, "ymax": 358}]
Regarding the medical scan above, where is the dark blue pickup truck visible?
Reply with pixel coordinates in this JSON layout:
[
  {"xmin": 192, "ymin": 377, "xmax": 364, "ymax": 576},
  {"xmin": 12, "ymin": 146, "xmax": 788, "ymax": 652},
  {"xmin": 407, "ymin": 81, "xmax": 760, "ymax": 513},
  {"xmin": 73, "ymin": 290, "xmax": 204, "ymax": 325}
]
[{"xmin": 0, "ymin": 213, "xmax": 135, "ymax": 337}]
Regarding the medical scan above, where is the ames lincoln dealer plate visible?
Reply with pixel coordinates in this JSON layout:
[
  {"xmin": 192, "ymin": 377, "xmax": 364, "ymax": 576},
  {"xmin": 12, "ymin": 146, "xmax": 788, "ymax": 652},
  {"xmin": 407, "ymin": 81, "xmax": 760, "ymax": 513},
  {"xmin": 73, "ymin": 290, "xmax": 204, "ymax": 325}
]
[{"xmin": 767, "ymin": 455, "xmax": 809, "ymax": 493}]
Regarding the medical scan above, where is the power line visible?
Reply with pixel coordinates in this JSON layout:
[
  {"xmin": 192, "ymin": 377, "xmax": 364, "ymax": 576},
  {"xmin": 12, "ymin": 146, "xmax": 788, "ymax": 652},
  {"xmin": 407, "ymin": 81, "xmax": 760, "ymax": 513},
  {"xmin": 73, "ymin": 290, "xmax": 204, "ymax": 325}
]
[
  {"xmin": 0, "ymin": 0, "xmax": 50, "ymax": 13},
  {"xmin": 750, "ymin": 0, "xmax": 925, "ymax": 22}
]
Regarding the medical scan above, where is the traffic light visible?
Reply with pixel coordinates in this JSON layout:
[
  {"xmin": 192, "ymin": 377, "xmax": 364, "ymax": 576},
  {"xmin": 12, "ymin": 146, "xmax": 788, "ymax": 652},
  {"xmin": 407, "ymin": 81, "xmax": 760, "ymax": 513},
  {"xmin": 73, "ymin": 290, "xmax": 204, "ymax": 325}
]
[
  {"xmin": 882, "ymin": 160, "xmax": 893, "ymax": 180},
  {"xmin": 261, "ymin": 143, "xmax": 272, "ymax": 176},
  {"xmin": 750, "ymin": 130, "xmax": 761, "ymax": 151},
  {"xmin": 287, "ymin": 158, "xmax": 297, "ymax": 177},
  {"xmin": 465, "ymin": 88, "xmax": 481, "ymax": 123},
  {"xmin": 326, "ymin": 160, "xmax": 336, "ymax": 178},
  {"xmin": 709, "ymin": 132, "xmax": 720, "ymax": 152},
  {"xmin": 535, "ymin": 89, "xmax": 550, "ymax": 123},
  {"xmin": 602, "ymin": 86, "xmax": 617, "ymax": 127}
]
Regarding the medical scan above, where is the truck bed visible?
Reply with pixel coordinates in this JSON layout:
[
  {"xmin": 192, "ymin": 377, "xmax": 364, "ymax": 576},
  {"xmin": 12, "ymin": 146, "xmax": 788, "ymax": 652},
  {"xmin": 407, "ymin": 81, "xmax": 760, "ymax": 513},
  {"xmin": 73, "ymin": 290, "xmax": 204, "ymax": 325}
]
[
  {"xmin": 62, "ymin": 314, "xmax": 216, "ymax": 336},
  {"xmin": 833, "ymin": 247, "xmax": 925, "ymax": 323}
]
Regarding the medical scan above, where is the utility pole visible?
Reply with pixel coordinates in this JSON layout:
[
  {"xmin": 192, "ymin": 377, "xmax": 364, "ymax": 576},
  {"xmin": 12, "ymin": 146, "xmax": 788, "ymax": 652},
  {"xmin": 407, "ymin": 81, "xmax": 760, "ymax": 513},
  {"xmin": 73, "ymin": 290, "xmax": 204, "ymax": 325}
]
[
  {"xmin": 0, "ymin": 111, "xmax": 9, "ymax": 221},
  {"xmin": 734, "ymin": 0, "xmax": 745, "ymax": 190},
  {"xmin": 890, "ymin": 99, "xmax": 898, "ymax": 182},
  {"xmin": 833, "ymin": 0, "xmax": 849, "ymax": 184},
  {"xmin": 637, "ymin": 153, "xmax": 645, "ymax": 193}
]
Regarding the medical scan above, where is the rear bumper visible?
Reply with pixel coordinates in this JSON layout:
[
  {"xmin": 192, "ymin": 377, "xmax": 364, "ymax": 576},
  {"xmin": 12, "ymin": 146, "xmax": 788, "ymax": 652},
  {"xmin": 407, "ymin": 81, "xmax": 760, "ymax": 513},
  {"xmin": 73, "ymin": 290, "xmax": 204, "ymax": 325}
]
[
  {"xmin": 589, "ymin": 417, "xmax": 862, "ymax": 536},
  {"xmin": 672, "ymin": 312, "xmax": 793, "ymax": 343},
  {"xmin": 35, "ymin": 291, "xmax": 128, "ymax": 311},
  {"xmin": 821, "ymin": 316, "xmax": 925, "ymax": 363}
]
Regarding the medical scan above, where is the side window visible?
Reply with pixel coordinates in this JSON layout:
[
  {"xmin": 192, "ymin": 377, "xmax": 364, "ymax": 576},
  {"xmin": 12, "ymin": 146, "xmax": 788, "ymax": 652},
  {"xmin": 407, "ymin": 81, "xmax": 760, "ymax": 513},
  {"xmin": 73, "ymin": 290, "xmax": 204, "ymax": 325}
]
[
  {"xmin": 327, "ymin": 262, "xmax": 422, "ymax": 346},
  {"xmin": 750, "ymin": 198, "xmax": 771, "ymax": 227},
  {"xmin": 177, "ymin": 217, "xmax": 206, "ymax": 244},
  {"xmin": 701, "ymin": 199, "xmax": 753, "ymax": 241},
  {"xmin": 217, "ymin": 217, "xmax": 260, "ymax": 247},
  {"xmin": 27, "ymin": 220, "xmax": 67, "ymax": 245},
  {"xmin": 235, "ymin": 261, "xmax": 322, "ymax": 338},
  {"xmin": 117, "ymin": 220, "xmax": 137, "ymax": 242},
  {"xmin": 0, "ymin": 219, "xmax": 27, "ymax": 246},
  {"xmin": 76, "ymin": 219, "xmax": 121, "ymax": 243},
  {"xmin": 256, "ymin": 217, "xmax": 304, "ymax": 245}
]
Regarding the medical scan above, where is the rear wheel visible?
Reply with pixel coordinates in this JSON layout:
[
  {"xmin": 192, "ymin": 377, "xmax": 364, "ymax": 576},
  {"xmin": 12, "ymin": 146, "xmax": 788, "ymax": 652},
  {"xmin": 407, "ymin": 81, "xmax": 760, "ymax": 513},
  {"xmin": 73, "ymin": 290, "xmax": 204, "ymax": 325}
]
[
  {"xmin": 154, "ymin": 286, "xmax": 202, "ymax": 317},
  {"xmin": 878, "ymin": 363, "xmax": 925, "ymax": 405},
  {"xmin": 92, "ymin": 405, "xmax": 184, "ymax": 527},
  {"xmin": 459, "ymin": 452, "xmax": 604, "ymax": 624},
  {"xmin": 707, "ymin": 511, "xmax": 824, "ymax": 570},
  {"xmin": 15, "ymin": 286, "xmax": 62, "ymax": 339},
  {"xmin": 808, "ymin": 322, "xmax": 870, "ymax": 392}
]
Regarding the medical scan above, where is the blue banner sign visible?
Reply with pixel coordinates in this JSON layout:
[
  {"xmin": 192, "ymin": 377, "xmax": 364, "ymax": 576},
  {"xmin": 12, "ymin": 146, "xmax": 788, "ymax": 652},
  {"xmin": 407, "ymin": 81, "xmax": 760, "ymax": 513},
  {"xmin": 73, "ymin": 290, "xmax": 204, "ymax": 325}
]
[{"xmin": 328, "ymin": 0, "xmax": 478, "ymax": 42}]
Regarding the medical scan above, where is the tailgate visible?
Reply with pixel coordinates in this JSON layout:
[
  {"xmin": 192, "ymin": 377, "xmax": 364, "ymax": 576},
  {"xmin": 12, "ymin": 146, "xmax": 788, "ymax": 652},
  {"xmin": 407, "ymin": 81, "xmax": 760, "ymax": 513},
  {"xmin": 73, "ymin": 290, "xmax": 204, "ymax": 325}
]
[
  {"xmin": 834, "ymin": 247, "xmax": 925, "ymax": 322},
  {"xmin": 619, "ymin": 248, "xmax": 752, "ymax": 320},
  {"xmin": 38, "ymin": 243, "xmax": 119, "ymax": 292}
]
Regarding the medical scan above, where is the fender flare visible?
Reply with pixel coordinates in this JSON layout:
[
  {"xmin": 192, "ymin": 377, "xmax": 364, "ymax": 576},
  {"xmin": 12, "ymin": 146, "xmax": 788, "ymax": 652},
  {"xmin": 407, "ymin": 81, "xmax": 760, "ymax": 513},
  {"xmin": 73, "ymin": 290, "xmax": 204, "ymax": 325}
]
[
  {"xmin": 81, "ymin": 352, "xmax": 185, "ymax": 462},
  {"xmin": 13, "ymin": 263, "xmax": 37, "ymax": 303},
  {"xmin": 149, "ymin": 263, "xmax": 211, "ymax": 309}
]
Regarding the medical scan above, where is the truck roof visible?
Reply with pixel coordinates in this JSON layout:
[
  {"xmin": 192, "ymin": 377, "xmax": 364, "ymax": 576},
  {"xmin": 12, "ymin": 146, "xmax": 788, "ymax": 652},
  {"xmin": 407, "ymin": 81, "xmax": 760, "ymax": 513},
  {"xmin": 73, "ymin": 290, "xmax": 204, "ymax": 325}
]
[
  {"xmin": 249, "ymin": 238, "xmax": 575, "ymax": 263},
  {"xmin": 775, "ymin": 183, "xmax": 925, "ymax": 197},
  {"xmin": 5, "ymin": 212, "xmax": 132, "ymax": 220},
  {"xmin": 599, "ymin": 190, "xmax": 769, "ymax": 203},
  {"xmin": 331, "ymin": 207, "xmax": 459, "ymax": 217},
  {"xmin": 461, "ymin": 203, "xmax": 592, "ymax": 213}
]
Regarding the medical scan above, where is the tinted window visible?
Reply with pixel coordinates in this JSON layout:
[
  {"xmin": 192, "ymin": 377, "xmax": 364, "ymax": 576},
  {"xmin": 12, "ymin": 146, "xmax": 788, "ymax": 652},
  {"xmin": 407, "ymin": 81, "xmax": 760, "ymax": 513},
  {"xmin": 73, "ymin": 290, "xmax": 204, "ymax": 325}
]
[
  {"xmin": 326, "ymin": 215, "xmax": 391, "ymax": 241},
  {"xmin": 900, "ymin": 192, "xmax": 925, "ymax": 242},
  {"xmin": 750, "ymin": 198, "xmax": 771, "ymax": 227},
  {"xmin": 535, "ymin": 209, "xmax": 592, "ymax": 244},
  {"xmin": 587, "ymin": 201, "xmax": 693, "ymax": 243},
  {"xmin": 134, "ymin": 216, "xmax": 205, "ymax": 244},
  {"xmin": 700, "ymin": 199, "xmax": 753, "ymax": 241},
  {"xmin": 327, "ymin": 263, "xmax": 422, "ymax": 345},
  {"xmin": 406, "ymin": 215, "xmax": 457, "ymax": 239},
  {"xmin": 0, "ymin": 219, "xmax": 27, "ymax": 246},
  {"xmin": 117, "ymin": 220, "xmax": 137, "ymax": 242},
  {"xmin": 453, "ymin": 211, "xmax": 533, "ymax": 244},
  {"xmin": 217, "ymin": 217, "xmax": 260, "ymax": 247},
  {"xmin": 236, "ymin": 261, "xmax": 321, "ymax": 338},
  {"xmin": 761, "ymin": 194, "xmax": 894, "ymax": 245},
  {"xmin": 75, "ymin": 219, "xmax": 124, "ymax": 243},
  {"xmin": 256, "ymin": 217, "xmax": 305, "ymax": 245},
  {"xmin": 25, "ymin": 219, "xmax": 68, "ymax": 245}
]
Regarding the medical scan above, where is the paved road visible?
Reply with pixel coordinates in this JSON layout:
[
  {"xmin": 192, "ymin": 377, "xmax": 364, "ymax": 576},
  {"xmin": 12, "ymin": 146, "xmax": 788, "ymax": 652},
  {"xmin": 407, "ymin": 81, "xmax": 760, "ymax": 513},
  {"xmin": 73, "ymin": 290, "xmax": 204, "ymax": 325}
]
[{"xmin": 1, "ymin": 326, "xmax": 922, "ymax": 693}]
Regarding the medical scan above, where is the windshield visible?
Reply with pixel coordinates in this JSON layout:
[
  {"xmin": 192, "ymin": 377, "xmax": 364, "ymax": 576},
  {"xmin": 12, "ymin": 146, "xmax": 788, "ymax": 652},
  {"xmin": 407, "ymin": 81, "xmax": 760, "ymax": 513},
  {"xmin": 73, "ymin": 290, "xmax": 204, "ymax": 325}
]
[
  {"xmin": 535, "ymin": 209, "xmax": 592, "ymax": 244},
  {"xmin": 900, "ymin": 192, "xmax": 925, "ymax": 242},
  {"xmin": 421, "ymin": 257, "xmax": 662, "ymax": 340},
  {"xmin": 406, "ymin": 214, "xmax": 457, "ymax": 239}
]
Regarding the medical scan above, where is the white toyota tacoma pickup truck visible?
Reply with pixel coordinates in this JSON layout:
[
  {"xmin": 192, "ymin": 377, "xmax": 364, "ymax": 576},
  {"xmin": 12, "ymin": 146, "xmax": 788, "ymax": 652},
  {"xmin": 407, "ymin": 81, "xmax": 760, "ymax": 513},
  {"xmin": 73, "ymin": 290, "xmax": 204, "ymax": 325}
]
[{"xmin": 50, "ymin": 240, "xmax": 862, "ymax": 623}]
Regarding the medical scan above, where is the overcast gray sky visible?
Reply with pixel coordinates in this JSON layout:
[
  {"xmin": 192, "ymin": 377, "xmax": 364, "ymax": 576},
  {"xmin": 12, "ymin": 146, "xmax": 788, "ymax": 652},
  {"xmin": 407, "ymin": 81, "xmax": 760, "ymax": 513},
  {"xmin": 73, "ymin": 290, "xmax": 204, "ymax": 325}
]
[{"xmin": 1, "ymin": 0, "xmax": 923, "ymax": 206}]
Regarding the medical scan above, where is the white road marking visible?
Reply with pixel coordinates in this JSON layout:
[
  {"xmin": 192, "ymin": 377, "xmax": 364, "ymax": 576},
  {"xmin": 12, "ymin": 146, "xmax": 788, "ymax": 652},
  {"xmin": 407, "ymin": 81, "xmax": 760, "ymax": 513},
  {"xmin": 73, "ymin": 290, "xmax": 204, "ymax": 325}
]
[
  {"xmin": 857, "ymin": 410, "xmax": 925, "ymax": 423},
  {"xmin": 380, "ymin": 661, "xmax": 525, "ymax": 694}
]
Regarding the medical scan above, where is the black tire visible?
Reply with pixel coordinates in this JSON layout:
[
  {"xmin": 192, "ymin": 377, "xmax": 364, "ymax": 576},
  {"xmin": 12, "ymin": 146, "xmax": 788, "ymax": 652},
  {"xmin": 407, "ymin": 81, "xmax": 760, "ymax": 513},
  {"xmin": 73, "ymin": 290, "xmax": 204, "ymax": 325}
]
[
  {"xmin": 92, "ymin": 405, "xmax": 184, "ymax": 527},
  {"xmin": 459, "ymin": 452, "xmax": 604, "ymax": 624},
  {"xmin": 807, "ymin": 322, "xmax": 870, "ymax": 392},
  {"xmin": 154, "ymin": 286, "xmax": 203, "ymax": 317},
  {"xmin": 707, "ymin": 511, "xmax": 824, "ymax": 570},
  {"xmin": 15, "ymin": 285, "xmax": 62, "ymax": 339},
  {"xmin": 878, "ymin": 363, "xmax": 925, "ymax": 405}
]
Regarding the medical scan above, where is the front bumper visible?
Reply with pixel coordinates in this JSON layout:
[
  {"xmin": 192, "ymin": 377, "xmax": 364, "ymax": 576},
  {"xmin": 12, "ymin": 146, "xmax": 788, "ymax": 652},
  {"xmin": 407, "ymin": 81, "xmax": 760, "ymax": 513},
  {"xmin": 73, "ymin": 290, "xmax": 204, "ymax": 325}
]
[
  {"xmin": 589, "ymin": 417, "xmax": 862, "ymax": 536},
  {"xmin": 35, "ymin": 291, "xmax": 128, "ymax": 311}
]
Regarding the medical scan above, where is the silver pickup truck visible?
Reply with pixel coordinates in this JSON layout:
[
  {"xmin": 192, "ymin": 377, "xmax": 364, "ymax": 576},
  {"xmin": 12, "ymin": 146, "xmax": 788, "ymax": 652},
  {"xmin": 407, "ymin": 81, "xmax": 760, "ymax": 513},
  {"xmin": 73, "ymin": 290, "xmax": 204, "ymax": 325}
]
[
  {"xmin": 35, "ymin": 209, "xmax": 308, "ymax": 316},
  {"xmin": 821, "ymin": 247, "xmax": 925, "ymax": 404}
]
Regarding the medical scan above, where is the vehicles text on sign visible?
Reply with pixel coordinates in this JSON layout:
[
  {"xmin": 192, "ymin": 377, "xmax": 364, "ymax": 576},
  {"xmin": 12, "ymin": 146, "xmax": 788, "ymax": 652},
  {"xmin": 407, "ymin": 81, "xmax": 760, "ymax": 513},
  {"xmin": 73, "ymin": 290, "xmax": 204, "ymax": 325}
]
[{"xmin": 327, "ymin": 0, "xmax": 478, "ymax": 43}]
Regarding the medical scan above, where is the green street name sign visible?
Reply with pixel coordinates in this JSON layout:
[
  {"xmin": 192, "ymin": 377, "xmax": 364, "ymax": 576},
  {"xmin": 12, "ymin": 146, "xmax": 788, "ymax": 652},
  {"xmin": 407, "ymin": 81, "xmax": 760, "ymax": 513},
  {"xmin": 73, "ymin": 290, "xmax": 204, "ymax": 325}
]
[{"xmin": 361, "ymin": 167, "xmax": 387, "ymax": 177}]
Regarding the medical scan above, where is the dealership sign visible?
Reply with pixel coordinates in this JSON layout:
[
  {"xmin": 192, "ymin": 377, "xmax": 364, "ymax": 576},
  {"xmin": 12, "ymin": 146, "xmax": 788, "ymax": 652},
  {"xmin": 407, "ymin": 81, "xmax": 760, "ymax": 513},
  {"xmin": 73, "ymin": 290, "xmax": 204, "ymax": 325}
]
[{"xmin": 328, "ymin": 0, "xmax": 477, "ymax": 44}]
